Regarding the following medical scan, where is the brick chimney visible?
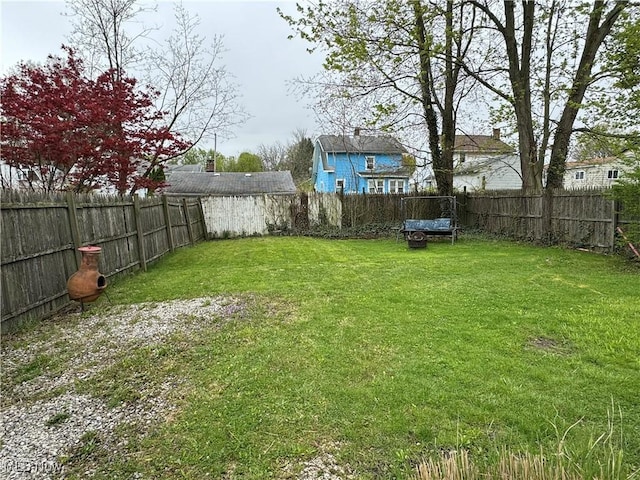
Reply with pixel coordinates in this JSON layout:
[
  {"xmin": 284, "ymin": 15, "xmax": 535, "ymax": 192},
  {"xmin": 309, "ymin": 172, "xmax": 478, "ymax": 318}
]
[
  {"xmin": 492, "ymin": 128, "xmax": 501, "ymax": 140},
  {"xmin": 205, "ymin": 159, "xmax": 215, "ymax": 172}
]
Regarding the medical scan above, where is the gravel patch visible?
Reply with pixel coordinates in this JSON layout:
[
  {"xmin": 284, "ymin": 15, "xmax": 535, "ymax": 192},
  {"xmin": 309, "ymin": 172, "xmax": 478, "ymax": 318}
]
[
  {"xmin": 2, "ymin": 297, "xmax": 244, "ymax": 400},
  {"xmin": 1, "ymin": 296, "xmax": 246, "ymax": 479},
  {"xmin": 282, "ymin": 442, "xmax": 355, "ymax": 480}
]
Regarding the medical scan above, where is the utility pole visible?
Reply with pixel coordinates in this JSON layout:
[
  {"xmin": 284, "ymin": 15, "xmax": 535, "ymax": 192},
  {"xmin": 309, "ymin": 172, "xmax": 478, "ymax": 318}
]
[{"xmin": 213, "ymin": 133, "xmax": 217, "ymax": 172}]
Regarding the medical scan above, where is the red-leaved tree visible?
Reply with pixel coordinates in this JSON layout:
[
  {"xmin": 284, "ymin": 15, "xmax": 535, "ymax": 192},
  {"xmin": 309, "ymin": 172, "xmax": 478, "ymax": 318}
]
[{"xmin": 1, "ymin": 47, "xmax": 188, "ymax": 194}]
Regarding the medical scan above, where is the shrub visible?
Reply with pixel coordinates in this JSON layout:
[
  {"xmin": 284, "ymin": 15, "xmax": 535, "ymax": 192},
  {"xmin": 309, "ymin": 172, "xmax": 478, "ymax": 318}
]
[{"xmin": 611, "ymin": 150, "xmax": 640, "ymax": 258}]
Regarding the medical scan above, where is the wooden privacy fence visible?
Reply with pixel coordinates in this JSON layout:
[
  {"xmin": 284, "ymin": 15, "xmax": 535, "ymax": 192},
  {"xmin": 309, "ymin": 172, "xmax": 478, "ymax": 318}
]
[
  {"xmin": 340, "ymin": 193, "xmax": 405, "ymax": 227},
  {"xmin": 460, "ymin": 189, "xmax": 624, "ymax": 250},
  {"xmin": 200, "ymin": 192, "xmax": 342, "ymax": 238},
  {"xmin": 1, "ymin": 192, "xmax": 205, "ymax": 332},
  {"xmin": 329, "ymin": 190, "xmax": 634, "ymax": 251}
]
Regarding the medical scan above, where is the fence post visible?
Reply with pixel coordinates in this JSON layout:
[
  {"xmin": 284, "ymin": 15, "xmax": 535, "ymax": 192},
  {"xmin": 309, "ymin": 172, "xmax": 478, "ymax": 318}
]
[
  {"xmin": 541, "ymin": 189, "xmax": 554, "ymax": 244},
  {"xmin": 133, "ymin": 195, "xmax": 147, "ymax": 272},
  {"xmin": 610, "ymin": 199, "xmax": 619, "ymax": 253},
  {"xmin": 183, "ymin": 198, "xmax": 195, "ymax": 245},
  {"xmin": 66, "ymin": 192, "xmax": 82, "ymax": 268},
  {"xmin": 198, "ymin": 197, "xmax": 207, "ymax": 240},
  {"xmin": 162, "ymin": 195, "xmax": 175, "ymax": 252}
]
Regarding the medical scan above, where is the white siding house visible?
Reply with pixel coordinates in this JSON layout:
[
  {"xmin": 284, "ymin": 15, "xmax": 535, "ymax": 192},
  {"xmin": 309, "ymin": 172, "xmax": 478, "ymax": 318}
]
[
  {"xmin": 562, "ymin": 157, "xmax": 631, "ymax": 189},
  {"xmin": 452, "ymin": 129, "xmax": 521, "ymax": 191},
  {"xmin": 0, "ymin": 162, "xmax": 33, "ymax": 189}
]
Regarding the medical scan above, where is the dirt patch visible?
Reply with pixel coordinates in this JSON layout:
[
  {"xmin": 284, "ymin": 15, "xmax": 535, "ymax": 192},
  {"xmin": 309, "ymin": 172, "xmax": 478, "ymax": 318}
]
[{"xmin": 527, "ymin": 336, "xmax": 570, "ymax": 355}]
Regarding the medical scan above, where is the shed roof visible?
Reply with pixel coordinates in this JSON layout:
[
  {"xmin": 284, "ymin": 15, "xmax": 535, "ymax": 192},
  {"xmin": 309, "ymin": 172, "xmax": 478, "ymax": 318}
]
[
  {"xmin": 163, "ymin": 171, "xmax": 297, "ymax": 196},
  {"xmin": 317, "ymin": 135, "xmax": 407, "ymax": 155}
]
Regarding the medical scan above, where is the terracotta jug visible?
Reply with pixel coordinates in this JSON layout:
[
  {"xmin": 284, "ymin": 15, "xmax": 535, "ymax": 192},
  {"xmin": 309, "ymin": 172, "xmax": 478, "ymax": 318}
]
[{"xmin": 67, "ymin": 246, "xmax": 107, "ymax": 303}]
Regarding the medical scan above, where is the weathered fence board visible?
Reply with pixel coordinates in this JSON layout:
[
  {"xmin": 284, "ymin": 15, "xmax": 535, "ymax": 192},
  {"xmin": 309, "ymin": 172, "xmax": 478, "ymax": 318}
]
[
  {"xmin": 341, "ymin": 194, "xmax": 405, "ymax": 227},
  {"xmin": 308, "ymin": 193, "xmax": 342, "ymax": 229},
  {"xmin": 201, "ymin": 193, "xmax": 342, "ymax": 238},
  {"xmin": 462, "ymin": 189, "xmax": 622, "ymax": 250},
  {"xmin": 1, "ymin": 192, "xmax": 205, "ymax": 332}
]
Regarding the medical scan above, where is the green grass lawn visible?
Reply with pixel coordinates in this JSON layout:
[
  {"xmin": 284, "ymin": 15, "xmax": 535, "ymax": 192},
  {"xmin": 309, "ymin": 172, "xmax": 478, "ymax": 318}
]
[{"xmin": 82, "ymin": 237, "xmax": 640, "ymax": 477}]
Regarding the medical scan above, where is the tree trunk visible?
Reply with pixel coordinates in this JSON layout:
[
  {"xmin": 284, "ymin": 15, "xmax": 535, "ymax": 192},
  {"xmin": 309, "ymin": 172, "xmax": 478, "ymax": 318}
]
[
  {"xmin": 516, "ymin": 118, "xmax": 543, "ymax": 193},
  {"xmin": 440, "ymin": 0, "xmax": 456, "ymax": 198},
  {"xmin": 504, "ymin": 1, "xmax": 543, "ymax": 193},
  {"xmin": 412, "ymin": 0, "xmax": 450, "ymax": 196},
  {"xmin": 546, "ymin": 1, "xmax": 626, "ymax": 188}
]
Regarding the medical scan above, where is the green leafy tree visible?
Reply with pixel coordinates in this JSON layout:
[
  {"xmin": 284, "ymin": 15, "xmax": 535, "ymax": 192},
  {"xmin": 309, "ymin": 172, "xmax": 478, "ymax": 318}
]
[
  {"xmin": 402, "ymin": 154, "xmax": 417, "ymax": 177},
  {"xmin": 595, "ymin": 10, "xmax": 640, "ymax": 131},
  {"xmin": 587, "ymin": 12, "xmax": 640, "ymax": 252},
  {"xmin": 583, "ymin": 12, "xmax": 640, "ymax": 253},
  {"xmin": 572, "ymin": 125, "xmax": 629, "ymax": 162},
  {"xmin": 280, "ymin": 0, "xmax": 477, "ymax": 196},
  {"xmin": 173, "ymin": 148, "xmax": 226, "ymax": 169},
  {"xmin": 215, "ymin": 155, "xmax": 233, "ymax": 171},
  {"xmin": 217, "ymin": 152, "xmax": 262, "ymax": 172},
  {"xmin": 236, "ymin": 152, "xmax": 263, "ymax": 172},
  {"xmin": 283, "ymin": 130, "xmax": 314, "ymax": 185},
  {"xmin": 611, "ymin": 148, "xmax": 640, "ymax": 252}
]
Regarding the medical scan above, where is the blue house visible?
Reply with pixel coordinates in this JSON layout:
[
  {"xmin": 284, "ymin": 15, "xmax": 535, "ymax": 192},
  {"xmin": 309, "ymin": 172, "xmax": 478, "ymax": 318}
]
[{"xmin": 311, "ymin": 133, "xmax": 410, "ymax": 194}]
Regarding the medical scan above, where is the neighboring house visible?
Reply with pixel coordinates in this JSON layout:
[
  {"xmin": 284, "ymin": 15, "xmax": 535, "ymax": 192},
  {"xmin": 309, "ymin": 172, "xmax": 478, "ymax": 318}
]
[
  {"xmin": 452, "ymin": 129, "xmax": 521, "ymax": 191},
  {"xmin": 0, "ymin": 161, "xmax": 155, "ymax": 196},
  {"xmin": 312, "ymin": 132, "xmax": 410, "ymax": 194},
  {"xmin": 562, "ymin": 156, "xmax": 631, "ymax": 189},
  {"xmin": 0, "ymin": 162, "xmax": 31, "ymax": 189},
  {"xmin": 163, "ymin": 170, "xmax": 297, "ymax": 196}
]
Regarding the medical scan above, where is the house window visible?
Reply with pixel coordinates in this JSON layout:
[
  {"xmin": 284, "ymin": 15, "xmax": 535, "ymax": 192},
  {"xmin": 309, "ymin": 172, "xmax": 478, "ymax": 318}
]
[
  {"xmin": 389, "ymin": 179, "xmax": 404, "ymax": 194},
  {"xmin": 575, "ymin": 171, "xmax": 585, "ymax": 180},
  {"xmin": 335, "ymin": 178, "xmax": 345, "ymax": 192},
  {"xmin": 607, "ymin": 170, "xmax": 619, "ymax": 179},
  {"xmin": 365, "ymin": 156, "xmax": 375, "ymax": 170},
  {"xmin": 368, "ymin": 179, "xmax": 384, "ymax": 193},
  {"xmin": 459, "ymin": 152, "xmax": 466, "ymax": 163}
]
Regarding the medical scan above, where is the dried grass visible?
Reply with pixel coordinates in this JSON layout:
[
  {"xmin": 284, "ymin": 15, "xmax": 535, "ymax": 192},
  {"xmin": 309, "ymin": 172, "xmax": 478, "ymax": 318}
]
[{"xmin": 414, "ymin": 408, "xmax": 639, "ymax": 480}]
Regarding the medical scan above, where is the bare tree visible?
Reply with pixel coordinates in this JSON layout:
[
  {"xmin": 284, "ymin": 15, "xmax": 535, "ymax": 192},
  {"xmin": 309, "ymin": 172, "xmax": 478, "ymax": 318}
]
[
  {"xmin": 146, "ymin": 4, "xmax": 248, "ymax": 148},
  {"xmin": 65, "ymin": 0, "xmax": 248, "ymax": 183},
  {"xmin": 464, "ymin": 1, "xmax": 629, "ymax": 192},
  {"xmin": 258, "ymin": 129, "xmax": 314, "ymax": 186},
  {"xmin": 257, "ymin": 142, "xmax": 287, "ymax": 171},
  {"xmin": 65, "ymin": 0, "xmax": 154, "ymax": 80}
]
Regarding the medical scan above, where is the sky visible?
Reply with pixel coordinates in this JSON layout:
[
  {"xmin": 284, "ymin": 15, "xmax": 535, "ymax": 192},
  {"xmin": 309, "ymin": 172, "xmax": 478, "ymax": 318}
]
[{"xmin": 0, "ymin": 0, "xmax": 325, "ymax": 157}]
